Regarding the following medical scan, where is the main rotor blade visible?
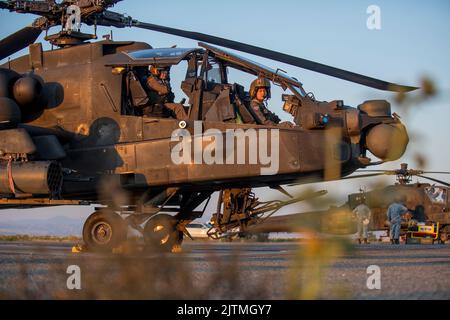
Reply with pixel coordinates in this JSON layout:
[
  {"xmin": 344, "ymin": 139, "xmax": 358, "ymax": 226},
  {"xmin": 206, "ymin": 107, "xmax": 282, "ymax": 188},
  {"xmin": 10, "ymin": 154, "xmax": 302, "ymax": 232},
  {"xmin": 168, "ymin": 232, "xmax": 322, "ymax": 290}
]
[
  {"xmin": 340, "ymin": 173, "xmax": 386, "ymax": 180},
  {"xmin": 422, "ymin": 171, "xmax": 450, "ymax": 175},
  {"xmin": 0, "ymin": 25, "xmax": 42, "ymax": 60},
  {"xmin": 355, "ymin": 169, "xmax": 398, "ymax": 174},
  {"xmin": 359, "ymin": 170, "xmax": 450, "ymax": 175},
  {"xmin": 417, "ymin": 175, "xmax": 450, "ymax": 187},
  {"xmin": 287, "ymin": 172, "xmax": 385, "ymax": 186},
  {"xmin": 129, "ymin": 20, "xmax": 417, "ymax": 92}
]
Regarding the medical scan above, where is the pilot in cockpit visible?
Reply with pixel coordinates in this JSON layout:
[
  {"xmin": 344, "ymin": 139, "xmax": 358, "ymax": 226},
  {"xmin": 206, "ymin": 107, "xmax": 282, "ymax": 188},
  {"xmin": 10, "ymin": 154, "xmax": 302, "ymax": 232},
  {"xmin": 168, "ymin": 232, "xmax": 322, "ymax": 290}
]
[
  {"xmin": 248, "ymin": 77, "xmax": 293, "ymax": 127},
  {"xmin": 143, "ymin": 65, "xmax": 188, "ymax": 120}
]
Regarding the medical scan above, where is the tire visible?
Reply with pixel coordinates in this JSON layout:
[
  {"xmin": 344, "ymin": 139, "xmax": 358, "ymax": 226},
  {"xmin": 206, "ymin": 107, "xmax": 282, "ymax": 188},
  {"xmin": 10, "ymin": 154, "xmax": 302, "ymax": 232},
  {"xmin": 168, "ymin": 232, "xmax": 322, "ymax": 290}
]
[
  {"xmin": 82, "ymin": 210, "xmax": 127, "ymax": 252},
  {"xmin": 143, "ymin": 214, "xmax": 183, "ymax": 252}
]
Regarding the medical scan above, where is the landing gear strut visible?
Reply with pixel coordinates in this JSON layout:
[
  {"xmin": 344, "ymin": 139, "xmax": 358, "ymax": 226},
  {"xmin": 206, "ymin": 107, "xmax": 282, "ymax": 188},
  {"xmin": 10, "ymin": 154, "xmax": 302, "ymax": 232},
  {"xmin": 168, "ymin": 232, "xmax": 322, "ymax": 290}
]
[
  {"xmin": 208, "ymin": 188, "xmax": 327, "ymax": 239},
  {"xmin": 81, "ymin": 188, "xmax": 213, "ymax": 253}
]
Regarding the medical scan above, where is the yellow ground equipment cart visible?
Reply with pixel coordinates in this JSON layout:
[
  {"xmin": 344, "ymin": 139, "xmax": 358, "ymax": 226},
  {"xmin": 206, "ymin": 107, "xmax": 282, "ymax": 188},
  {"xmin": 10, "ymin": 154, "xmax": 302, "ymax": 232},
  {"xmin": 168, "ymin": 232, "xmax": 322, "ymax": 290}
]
[{"xmin": 405, "ymin": 222, "xmax": 440, "ymax": 244}]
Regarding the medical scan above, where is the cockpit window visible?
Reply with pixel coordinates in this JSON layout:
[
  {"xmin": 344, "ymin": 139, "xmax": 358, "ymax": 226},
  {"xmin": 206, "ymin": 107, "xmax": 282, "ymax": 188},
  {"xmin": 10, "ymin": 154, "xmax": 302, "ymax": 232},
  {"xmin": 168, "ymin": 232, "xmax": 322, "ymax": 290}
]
[
  {"xmin": 206, "ymin": 67, "xmax": 222, "ymax": 84},
  {"xmin": 108, "ymin": 48, "xmax": 202, "ymax": 67},
  {"xmin": 425, "ymin": 186, "xmax": 447, "ymax": 204},
  {"xmin": 199, "ymin": 42, "xmax": 304, "ymax": 90},
  {"xmin": 126, "ymin": 48, "xmax": 196, "ymax": 60}
]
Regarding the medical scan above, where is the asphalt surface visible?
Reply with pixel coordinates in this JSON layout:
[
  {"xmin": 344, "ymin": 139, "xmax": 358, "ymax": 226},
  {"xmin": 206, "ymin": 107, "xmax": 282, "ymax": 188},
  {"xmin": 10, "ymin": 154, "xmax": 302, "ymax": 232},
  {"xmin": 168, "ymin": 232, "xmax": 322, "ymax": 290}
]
[{"xmin": 0, "ymin": 240, "xmax": 449, "ymax": 299}]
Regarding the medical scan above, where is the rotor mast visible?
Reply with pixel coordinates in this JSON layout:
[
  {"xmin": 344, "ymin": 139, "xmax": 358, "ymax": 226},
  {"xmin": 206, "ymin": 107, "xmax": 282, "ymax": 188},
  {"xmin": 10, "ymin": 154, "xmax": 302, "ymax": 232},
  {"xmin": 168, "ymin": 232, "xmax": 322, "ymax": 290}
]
[
  {"xmin": 0, "ymin": 0, "xmax": 121, "ymax": 48},
  {"xmin": 396, "ymin": 163, "xmax": 413, "ymax": 185}
]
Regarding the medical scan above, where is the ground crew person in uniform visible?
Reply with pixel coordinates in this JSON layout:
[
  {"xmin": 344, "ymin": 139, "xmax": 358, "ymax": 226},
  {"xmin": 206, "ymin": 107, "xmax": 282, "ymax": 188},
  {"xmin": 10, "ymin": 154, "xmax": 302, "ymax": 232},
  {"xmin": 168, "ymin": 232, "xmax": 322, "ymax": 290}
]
[
  {"xmin": 352, "ymin": 197, "xmax": 371, "ymax": 244},
  {"xmin": 248, "ymin": 77, "xmax": 292, "ymax": 127},
  {"xmin": 387, "ymin": 195, "xmax": 409, "ymax": 244},
  {"xmin": 145, "ymin": 65, "xmax": 187, "ymax": 120}
]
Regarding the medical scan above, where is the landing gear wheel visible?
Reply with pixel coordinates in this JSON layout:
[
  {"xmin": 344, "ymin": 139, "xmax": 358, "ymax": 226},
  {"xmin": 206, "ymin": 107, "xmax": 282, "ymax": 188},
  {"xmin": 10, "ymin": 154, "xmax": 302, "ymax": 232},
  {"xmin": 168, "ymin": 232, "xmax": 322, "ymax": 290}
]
[
  {"xmin": 144, "ymin": 214, "xmax": 183, "ymax": 252},
  {"xmin": 82, "ymin": 210, "xmax": 127, "ymax": 252}
]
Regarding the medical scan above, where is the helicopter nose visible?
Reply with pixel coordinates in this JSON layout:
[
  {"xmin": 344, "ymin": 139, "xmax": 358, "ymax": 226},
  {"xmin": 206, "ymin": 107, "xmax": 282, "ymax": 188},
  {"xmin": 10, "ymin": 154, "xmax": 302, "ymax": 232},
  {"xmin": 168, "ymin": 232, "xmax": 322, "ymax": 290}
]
[{"xmin": 365, "ymin": 121, "xmax": 409, "ymax": 161}]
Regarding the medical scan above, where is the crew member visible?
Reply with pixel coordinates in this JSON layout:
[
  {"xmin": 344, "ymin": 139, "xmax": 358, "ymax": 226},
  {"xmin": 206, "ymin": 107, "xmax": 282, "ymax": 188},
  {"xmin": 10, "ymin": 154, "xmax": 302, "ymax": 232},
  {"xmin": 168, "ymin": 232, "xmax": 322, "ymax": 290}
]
[
  {"xmin": 387, "ymin": 195, "xmax": 409, "ymax": 244},
  {"xmin": 352, "ymin": 197, "xmax": 372, "ymax": 244},
  {"xmin": 248, "ymin": 77, "xmax": 293, "ymax": 127},
  {"xmin": 145, "ymin": 65, "xmax": 187, "ymax": 120}
]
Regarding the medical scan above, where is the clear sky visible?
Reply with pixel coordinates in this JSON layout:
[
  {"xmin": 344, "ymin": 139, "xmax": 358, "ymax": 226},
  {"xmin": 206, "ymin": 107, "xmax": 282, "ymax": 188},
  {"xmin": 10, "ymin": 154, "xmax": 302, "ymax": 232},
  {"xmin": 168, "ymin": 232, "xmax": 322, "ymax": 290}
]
[{"xmin": 0, "ymin": 0, "xmax": 449, "ymax": 223}]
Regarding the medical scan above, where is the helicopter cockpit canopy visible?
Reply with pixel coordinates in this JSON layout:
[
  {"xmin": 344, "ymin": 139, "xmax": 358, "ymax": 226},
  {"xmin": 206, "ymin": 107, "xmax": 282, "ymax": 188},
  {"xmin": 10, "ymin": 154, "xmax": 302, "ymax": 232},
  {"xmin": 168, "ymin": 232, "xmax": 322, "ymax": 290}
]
[
  {"xmin": 107, "ymin": 43, "xmax": 308, "ymax": 122},
  {"xmin": 425, "ymin": 186, "xmax": 448, "ymax": 204},
  {"xmin": 107, "ymin": 47, "xmax": 202, "ymax": 67},
  {"xmin": 199, "ymin": 42, "xmax": 307, "ymax": 97},
  {"xmin": 107, "ymin": 43, "xmax": 307, "ymax": 97}
]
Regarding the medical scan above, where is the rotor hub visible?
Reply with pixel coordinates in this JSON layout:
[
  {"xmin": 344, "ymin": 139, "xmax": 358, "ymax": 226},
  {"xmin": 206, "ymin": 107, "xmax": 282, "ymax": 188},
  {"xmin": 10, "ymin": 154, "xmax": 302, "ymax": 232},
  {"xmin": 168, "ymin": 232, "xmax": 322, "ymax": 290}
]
[{"xmin": 45, "ymin": 30, "xmax": 97, "ymax": 48}]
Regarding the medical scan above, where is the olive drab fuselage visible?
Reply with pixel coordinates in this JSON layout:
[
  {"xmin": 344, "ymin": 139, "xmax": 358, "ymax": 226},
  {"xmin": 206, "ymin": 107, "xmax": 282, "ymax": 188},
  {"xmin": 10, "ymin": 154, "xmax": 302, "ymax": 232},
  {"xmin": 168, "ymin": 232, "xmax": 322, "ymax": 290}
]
[{"xmin": 0, "ymin": 40, "xmax": 409, "ymax": 205}]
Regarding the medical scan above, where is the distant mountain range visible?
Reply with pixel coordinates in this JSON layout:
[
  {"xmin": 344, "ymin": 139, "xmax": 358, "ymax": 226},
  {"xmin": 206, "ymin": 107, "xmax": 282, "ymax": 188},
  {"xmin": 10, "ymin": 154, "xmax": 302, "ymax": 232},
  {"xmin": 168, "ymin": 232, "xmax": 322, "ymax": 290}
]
[{"xmin": 0, "ymin": 216, "xmax": 84, "ymax": 236}]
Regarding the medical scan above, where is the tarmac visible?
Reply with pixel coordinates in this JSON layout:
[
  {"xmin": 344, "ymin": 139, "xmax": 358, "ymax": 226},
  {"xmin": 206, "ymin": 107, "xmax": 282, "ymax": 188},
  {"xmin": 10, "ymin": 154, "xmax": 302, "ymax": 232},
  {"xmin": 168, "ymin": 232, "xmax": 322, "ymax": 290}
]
[{"xmin": 0, "ymin": 240, "xmax": 449, "ymax": 299}]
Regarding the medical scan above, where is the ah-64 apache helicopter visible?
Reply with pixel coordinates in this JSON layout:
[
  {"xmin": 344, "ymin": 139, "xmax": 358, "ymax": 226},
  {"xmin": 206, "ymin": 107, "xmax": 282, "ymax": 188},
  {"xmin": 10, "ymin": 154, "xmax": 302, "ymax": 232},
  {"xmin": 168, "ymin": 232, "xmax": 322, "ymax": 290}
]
[
  {"xmin": 0, "ymin": 0, "xmax": 415, "ymax": 252},
  {"xmin": 344, "ymin": 163, "xmax": 450, "ymax": 243},
  {"xmin": 252, "ymin": 163, "xmax": 450, "ymax": 243}
]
